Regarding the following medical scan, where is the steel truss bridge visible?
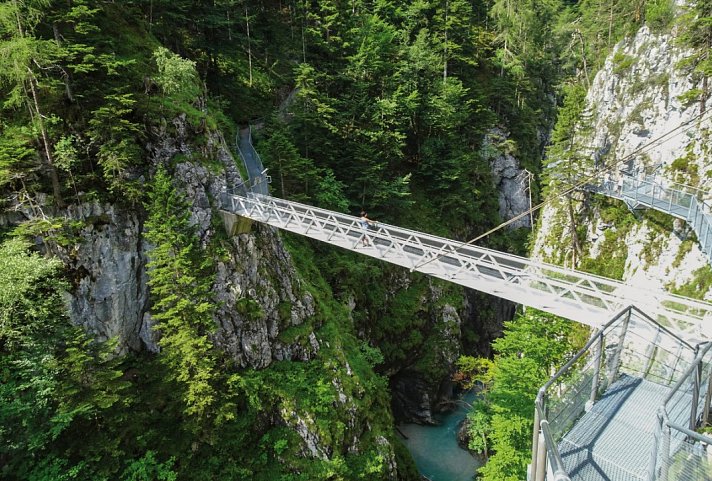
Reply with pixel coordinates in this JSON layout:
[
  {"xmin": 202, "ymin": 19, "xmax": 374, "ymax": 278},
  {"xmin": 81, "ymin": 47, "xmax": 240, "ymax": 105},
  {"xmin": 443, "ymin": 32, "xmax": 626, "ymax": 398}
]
[{"xmin": 219, "ymin": 191, "xmax": 712, "ymax": 342}]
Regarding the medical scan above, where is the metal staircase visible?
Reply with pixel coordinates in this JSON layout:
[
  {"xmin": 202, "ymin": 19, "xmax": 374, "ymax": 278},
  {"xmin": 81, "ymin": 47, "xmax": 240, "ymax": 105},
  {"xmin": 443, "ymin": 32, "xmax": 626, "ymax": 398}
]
[{"xmin": 587, "ymin": 175, "xmax": 712, "ymax": 264}]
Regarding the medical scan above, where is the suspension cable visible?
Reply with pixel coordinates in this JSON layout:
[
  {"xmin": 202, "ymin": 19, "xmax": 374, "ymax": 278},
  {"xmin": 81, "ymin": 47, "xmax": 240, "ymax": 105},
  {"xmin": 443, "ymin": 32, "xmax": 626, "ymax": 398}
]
[{"xmin": 412, "ymin": 108, "xmax": 711, "ymax": 271}]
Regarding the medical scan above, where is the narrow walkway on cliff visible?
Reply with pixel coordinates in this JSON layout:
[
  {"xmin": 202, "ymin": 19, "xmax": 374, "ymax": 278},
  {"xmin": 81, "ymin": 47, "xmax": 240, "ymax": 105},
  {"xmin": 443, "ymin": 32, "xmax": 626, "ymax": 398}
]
[
  {"xmin": 586, "ymin": 174, "xmax": 712, "ymax": 264},
  {"xmin": 532, "ymin": 306, "xmax": 712, "ymax": 481}
]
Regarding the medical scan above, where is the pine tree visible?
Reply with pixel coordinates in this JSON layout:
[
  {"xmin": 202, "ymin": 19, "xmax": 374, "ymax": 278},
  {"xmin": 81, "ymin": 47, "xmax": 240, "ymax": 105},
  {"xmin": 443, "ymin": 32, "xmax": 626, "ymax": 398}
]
[{"xmin": 144, "ymin": 166, "xmax": 219, "ymax": 427}]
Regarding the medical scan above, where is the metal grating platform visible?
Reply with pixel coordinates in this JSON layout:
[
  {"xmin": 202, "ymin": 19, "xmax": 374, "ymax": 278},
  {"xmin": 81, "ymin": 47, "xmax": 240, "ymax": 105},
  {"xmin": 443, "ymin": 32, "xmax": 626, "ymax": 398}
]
[{"xmin": 559, "ymin": 375, "xmax": 691, "ymax": 481}]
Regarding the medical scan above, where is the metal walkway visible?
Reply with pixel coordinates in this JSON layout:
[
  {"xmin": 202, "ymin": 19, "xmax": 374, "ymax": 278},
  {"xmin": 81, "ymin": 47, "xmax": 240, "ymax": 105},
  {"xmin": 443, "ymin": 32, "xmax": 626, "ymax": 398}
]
[
  {"xmin": 587, "ymin": 175, "xmax": 712, "ymax": 263},
  {"xmin": 533, "ymin": 307, "xmax": 712, "ymax": 481},
  {"xmin": 235, "ymin": 127, "xmax": 269, "ymax": 195},
  {"xmin": 219, "ymin": 192, "xmax": 712, "ymax": 341},
  {"xmin": 558, "ymin": 375, "xmax": 689, "ymax": 481}
]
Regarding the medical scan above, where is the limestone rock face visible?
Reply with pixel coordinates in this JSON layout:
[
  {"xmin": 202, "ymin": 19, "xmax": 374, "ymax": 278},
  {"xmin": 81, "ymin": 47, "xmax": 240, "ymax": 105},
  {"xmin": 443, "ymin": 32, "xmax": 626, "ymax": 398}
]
[
  {"xmin": 146, "ymin": 116, "xmax": 319, "ymax": 368},
  {"xmin": 210, "ymin": 226, "xmax": 317, "ymax": 369},
  {"xmin": 485, "ymin": 127, "xmax": 532, "ymax": 230},
  {"xmin": 391, "ymin": 374, "xmax": 437, "ymax": 424},
  {"xmin": 7, "ymin": 114, "xmax": 320, "ymax": 366},
  {"xmin": 388, "ymin": 280, "xmax": 466, "ymax": 424},
  {"xmin": 59, "ymin": 202, "xmax": 152, "ymax": 354},
  {"xmin": 533, "ymin": 25, "xmax": 712, "ymax": 300}
]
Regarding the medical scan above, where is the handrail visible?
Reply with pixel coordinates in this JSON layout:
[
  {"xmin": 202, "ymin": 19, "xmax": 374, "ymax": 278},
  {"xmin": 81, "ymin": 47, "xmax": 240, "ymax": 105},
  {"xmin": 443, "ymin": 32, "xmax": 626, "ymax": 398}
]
[
  {"xmin": 541, "ymin": 308, "xmax": 632, "ymax": 396},
  {"xmin": 647, "ymin": 340, "xmax": 712, "ymax": 481},
  {"xmin": 662, "ymin": 341, "xmax": 712, "ymax": 407},
  {"xmin": 540, "ymin": 420, "xmax": 571, "ymax": 481},
  {"xmin": 533, "ymin": 306, "xmax": 705, "ymax": 481},
  {"xmin": 586, "ymin": 173, "xmax": 712, "ymax": 264}
]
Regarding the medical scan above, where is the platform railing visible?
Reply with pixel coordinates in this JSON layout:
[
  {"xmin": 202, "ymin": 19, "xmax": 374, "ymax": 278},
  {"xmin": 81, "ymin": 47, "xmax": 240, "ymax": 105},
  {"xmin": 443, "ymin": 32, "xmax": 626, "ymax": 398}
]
[
  {"xmin": 648, "ymin": 342, "xmax": 712, "ymax": 481},
  {"xmin": 531, "ymin": 306, "xmax": 703, "ymax": 481},
  {"xmin": 235, "ymin": 126, "xmax": 270, "ymax": 195}
]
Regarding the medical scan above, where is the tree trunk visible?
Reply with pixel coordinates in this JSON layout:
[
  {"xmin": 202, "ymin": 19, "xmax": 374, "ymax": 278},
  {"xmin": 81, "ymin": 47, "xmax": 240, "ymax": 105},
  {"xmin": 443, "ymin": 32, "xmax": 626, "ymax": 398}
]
[
  {"xmin": 246, "ymin": 6, "xmax": 252, "ymax": 87},
  {"xmin": 27, "ymin": 69, "xmax": 64, "ymax": 208},
  {"xmin": 443, "ymin": 0, "xmax": 449, "ymax": 84},
  {"xmin": 566, "ymin": 196, "xmax": 581, "ymax": 266},
  {"xmin": 52, "ymin": 22, "xmax": 74, "ymax": 102}
]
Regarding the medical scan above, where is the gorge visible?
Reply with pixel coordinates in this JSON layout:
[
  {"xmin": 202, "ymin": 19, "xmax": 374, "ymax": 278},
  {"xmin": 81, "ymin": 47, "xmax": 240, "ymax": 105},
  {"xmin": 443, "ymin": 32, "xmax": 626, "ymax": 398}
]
[{"xmin": 1, "ymin": 1, "xmax": 710, "ymax": 480}]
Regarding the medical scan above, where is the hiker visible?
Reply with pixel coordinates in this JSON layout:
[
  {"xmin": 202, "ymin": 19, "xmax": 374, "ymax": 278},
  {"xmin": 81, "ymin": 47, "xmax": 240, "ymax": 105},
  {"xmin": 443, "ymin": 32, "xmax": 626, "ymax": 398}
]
[{"xmin": 360, "ymin": 211, "xmax": 374, "ymax": 246}]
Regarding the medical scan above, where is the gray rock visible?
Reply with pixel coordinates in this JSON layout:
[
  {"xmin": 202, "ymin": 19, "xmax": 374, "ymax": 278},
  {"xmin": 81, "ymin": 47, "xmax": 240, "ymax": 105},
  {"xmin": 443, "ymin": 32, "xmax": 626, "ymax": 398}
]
[
  {"xmin": 54, "ymin": 202, "xmax": 150, "ymax": 354},
  {"xmin": 484, "ymin": 127, "xmax": 532, "ymax": 229}
]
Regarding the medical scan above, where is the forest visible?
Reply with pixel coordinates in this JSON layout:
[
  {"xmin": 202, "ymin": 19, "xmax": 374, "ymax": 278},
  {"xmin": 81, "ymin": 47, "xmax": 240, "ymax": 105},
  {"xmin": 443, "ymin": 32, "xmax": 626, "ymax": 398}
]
[{"xmin": 1, "ymin": 0, "xmax": 709, "ymax": 480}]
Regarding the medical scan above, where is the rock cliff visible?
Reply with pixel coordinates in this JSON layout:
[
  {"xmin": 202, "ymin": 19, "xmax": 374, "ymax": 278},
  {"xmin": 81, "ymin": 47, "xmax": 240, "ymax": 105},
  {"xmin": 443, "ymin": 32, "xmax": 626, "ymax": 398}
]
[{"xmin": 534, "ymin": 24, "xmax": 712, "ymax": 300}]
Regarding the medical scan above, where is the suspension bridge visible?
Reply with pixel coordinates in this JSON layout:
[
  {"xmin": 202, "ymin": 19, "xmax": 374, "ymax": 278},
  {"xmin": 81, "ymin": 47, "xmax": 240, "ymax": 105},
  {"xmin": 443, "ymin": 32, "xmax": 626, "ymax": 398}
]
[{"xmin": 223, "ymin": 130, "xmax": 712, "ymax": 481}]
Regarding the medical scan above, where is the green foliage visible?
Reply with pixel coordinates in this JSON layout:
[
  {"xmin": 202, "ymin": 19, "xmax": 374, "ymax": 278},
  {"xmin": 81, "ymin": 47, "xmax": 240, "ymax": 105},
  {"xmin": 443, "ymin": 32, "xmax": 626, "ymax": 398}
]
[
  {"xmin": 670, "ymin": 265, "xmax": 712, "ymax": 300},
  {"xmin": 153, "ymin": 47, "xmax": 199, "ymax": 98},
  {"xmin": 236, "ymin": 297, "xmax": 266, "ymax": 321},
  {"xmin": 88, "ymin": 90, "xmax": 143, "ymax": 199},
  {"xmin": 144, "ymin": 166, "xmax": 219, "ymax": 423},
  {"xmin": 457, "ymin": 309, "xmax": 587, "ymax": 481},
  {"xmin": 121, "ymin": 452, "xmax": 177, "ymax": 481},
  {"xmin": 672, "ymin": 239, "xmax": 695, "ymax": 269},
  {"xmin": 0, "ymin": 124, "xmax": 35, "ymax": 187},
  {"xmin": 646, "ymin": 0, "xmax": 675, "ymax": 31},
  {"xmin": 0, "ymin": 238, "xmax": 129, "ymax": 480},
  {"xmin": 675, "ymin": 0, "xmax": 712, "ymax": 110},
  {"xmin": 2, "ymin": 0, "xmax": 685, "ymax": 479},
  {"xmin": 612, "ymin": 51, "xmax": 636, "ymax": 75}
]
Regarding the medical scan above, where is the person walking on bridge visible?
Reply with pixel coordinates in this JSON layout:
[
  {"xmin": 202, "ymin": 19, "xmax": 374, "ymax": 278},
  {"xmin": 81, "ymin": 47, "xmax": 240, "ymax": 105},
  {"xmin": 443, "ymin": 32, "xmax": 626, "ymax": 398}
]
[{"xmin": 360, "ymin": 211, "xmax": 374, "ymax": 246}]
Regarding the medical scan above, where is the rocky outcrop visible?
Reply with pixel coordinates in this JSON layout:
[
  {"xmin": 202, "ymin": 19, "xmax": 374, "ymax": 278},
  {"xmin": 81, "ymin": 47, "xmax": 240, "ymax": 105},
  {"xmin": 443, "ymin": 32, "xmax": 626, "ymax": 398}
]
[
  {"xmin": 389, "ymin": 281, "xmax": 466, "ymax": 424},
  {"xmin": 584, "ymin": 26, "xmax": 708, "ymax": 185},
  {"xmin": 484, "ymin": 128, "xmax": 532, "ymax": 230},
  {"xmin": 463, "ymin": 290, "xmax": 515, "ymax": 358},
  {"xmin": 391, "ymin": 373, "xmax": 438, "ymax": 424},
  {"xmin": 534, "ymin": 25, "xmax": 712, "ymax": 299},
  {"xmin": 0, "ymin": 114, "xmax": 321, "ymax": 366},
  {"xmin": 147, "ymin": 116, "xmax": 320, "ymax": 368},
  {"xmin": 55, "ymin": 202, "xmax": 153, "ymax": 354}
]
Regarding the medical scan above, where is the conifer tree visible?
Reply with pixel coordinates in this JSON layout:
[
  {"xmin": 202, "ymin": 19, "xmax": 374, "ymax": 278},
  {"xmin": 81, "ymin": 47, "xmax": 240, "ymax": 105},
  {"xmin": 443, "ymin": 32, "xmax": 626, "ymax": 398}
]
[{"xmin": 144, "ymin": 166, "xmax": 219, "ymax": 427}]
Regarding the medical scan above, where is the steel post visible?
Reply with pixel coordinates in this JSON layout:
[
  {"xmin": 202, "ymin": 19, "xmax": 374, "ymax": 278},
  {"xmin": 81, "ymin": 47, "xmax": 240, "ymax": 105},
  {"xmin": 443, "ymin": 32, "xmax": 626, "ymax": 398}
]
[
  {"xmin": 660, "ymin": 422, "xmax": 671, "ymax": 481},
  {"xmin": 590, "ymin": 330, "xmax": 603, "ymax": 405},
  {"xmin": 647, "ymin": 413, "xmax": 662, "ymax": 481},
  {"xmin": 531, "ymin": 406, "xmax": 541, "ymax": 477},
  {"xmin": 690, "ymin": 353, "xmax": 702, "ymax": 431},
  {"xmin": 703, "ymin": 367, "xmax": 712, "ymax": 427},
  {"xmin": 535, "ymin": 431, "xmax": 547, "ymax": 481},
  {"xmin": 607, "ymin": 308, "xmax": 631, "ymax": 387}
]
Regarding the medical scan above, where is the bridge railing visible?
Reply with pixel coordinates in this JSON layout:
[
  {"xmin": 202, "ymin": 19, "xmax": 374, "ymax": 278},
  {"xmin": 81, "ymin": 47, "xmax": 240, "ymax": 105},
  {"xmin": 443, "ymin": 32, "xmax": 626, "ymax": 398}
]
[
  {"xmin": 235, "ymin": 126, "xmax": 270, "ymax": 195},
  {"xmin": 531, "ymin": 306, "xmax": 703, "ymax": 481},
  {"xmin": 648, "ymin": 341, "xmax": 712, "ymax": 481},
  {"xmin": 221, "ymin": 193, "xmax": 712, "ymax": 338},
  {"xmin": 587, "ymin": 175, "xmax": 712, "ymax": 263}
]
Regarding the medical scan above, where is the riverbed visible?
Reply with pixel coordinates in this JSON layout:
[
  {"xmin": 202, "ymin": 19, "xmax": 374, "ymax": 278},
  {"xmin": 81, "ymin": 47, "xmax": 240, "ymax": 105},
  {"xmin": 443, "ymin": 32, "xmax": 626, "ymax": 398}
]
[{"xmin": 398, "ymin": 391, "xmax": 481, "ymax": 481}]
